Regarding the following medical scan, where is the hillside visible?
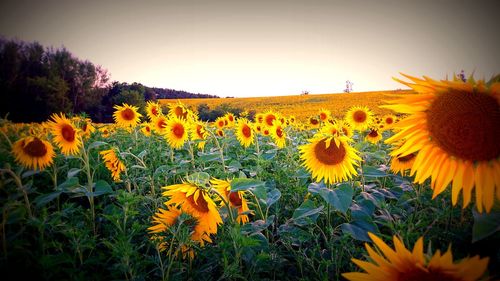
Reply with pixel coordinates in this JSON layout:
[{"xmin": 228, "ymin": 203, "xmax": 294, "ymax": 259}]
[{"xmin": 159, "ymin": 90, "xmax": 411, "ymax": 121}]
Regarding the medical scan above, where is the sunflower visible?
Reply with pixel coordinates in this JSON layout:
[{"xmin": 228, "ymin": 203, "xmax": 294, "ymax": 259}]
[
  {"xmin": 336, "ymin": 120, "xmax": 354, "ymax": 138},
  {"xmin": 320, "ymin": 123, "xmax": 340, "ymax": 138},
  {"xmin": 309, "ymin": 117, "xmax": 320, "ymax": 128},
  {"xmin": 299, "ymin": 136, "xmax": 360, "ymax": 184},
  {"xmin": 365, "ymin": 128, "xmax": 382, "ymax": 144},
  {"xmin": 262, "ymin": 128, "xmax": 270, "ymax": 136},
  {"xmin": 165, "ymin": 117, "xmax": 188, "ymax": 149},
  {"xmin": 235, "ymin": 119, "xmax": 254, "ymax": 148},
  {"xmin": 113, "ymin": 103, "xmax": 142, "ymax": 128},
  {"xmin": 345, "ymin": 106, "xmax": 374, "ymax": 131},
  {"xmin": 48, "ymin": 113, "xmax": 82, "ymax": 155},
  {"xmin": 211, "ymin": 178, "xmax": 250, "ymax": 224},
  {"xmin": 342, "ymin": 232, "xmax": 489, "ymax": 281},
  {"xmin": 98, "ymin": 125, "xmax": 113, "ymax": 138},
  {"xmin": 264, "ymin": 111, "xmax": 278, "ymax": 127},
  {"xmin": 167, "ymin": 102, "xmax": 190, "ymax": 120},
  {"xmin": 162, "ymin": 182, "xmax": 222, "ymax": 244},
  {"xmin": 100, "ymin": 148, "xmax": 126, "ymax": 182},
  {"xmin": 216, "ymin": 129, "xmax": 225, "ymax": 137},
  {"xmin": 390, "ymin": 153, "xmax": 417, "ymax": 175},
  {"xmin": 382, "ymin": 114, "xmax": 396, "ymax": 130},
  {"xmin": 271, "ymin": 124, "xmax": 286, "ymax": 148},
  {"xmin": 145, "ymin": 101, "xmax": 162, "ymax": 121},
  {"xmin": 12, "ymin": 136, "xmax": 55, "ymax": 170},
  {"xmin": 152, "ymin": 115, "xmax": 169, "ymax": 135},
  {"xmin": 141, "ymin": 123, "xmax": 152, "ymax": 136},
  {"xmin": 318, "ymin": 108, "xmax": 331, "ymax": 122},
  {"xmin": 255, "ymin": 113, "xmax": 264, "ymax": 124},
  {"xmin": 215, "ymin": 117, "xmax": 226, "ymax": 129},
  {"xmin": 224, "ymin": 113, "xmax": 236, "ymax": 127},
  {"xmin": 79, "ymin": 118, "xmax": 95, "ymax": 139},
  {"xmin": 383, "ymin": 74, "xmax": 500, "ymax": 212},
  {"xmin": 190, "ymin": 122, "xmax": 207, "ymax": 149},
  {"xmin": 254, "ymin": 124, "xmax": 262, "ymax": 134}
]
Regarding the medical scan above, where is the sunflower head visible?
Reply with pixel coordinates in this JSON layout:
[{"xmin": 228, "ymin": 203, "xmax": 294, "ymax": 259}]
[
  {"xmin": 145, "ymin": 101, "xmax": 162, "ymax": 121},
  {"xmin": 167, "ymin": 102, "xmax": 191, "ymax": 120},
  {"xmin": 165, "ymin": 117, "xmax": 188, "ymax": 149},
  {"xmin": 343, "ymin": 232, "xmax": 489, "ymax": 281},
  {"xmin": 48, "ymin": 113, "xmax": 82, "ymax": 155},
  {"xmin": 309, "ymin": 117, "xmax": 320, "ymax": 128},
  {"xmin": 318, "ymin": 109, "xmax": 331, "ymax": 121},
  {"xmin": 271, "ymin": 124, "xmax": 286, "ymax": 148},
  {"xmin": 215, "ymin": 117, "xmax": 226, "ymax": 129},
  {"xmin": 113, "ymin": 103, "xmax": 142, "ymax": 128},
  {"xmin": 12, "ymin": 136, "xmax": 55, "ymax": 171},
  {"xmin": 210, "ymin": 178, "xmax": 250, "ymax": 224},
  {"xmin": 365, "ymin": 128, "xmax": 382, "ymax": 144},
  {"xmin": 384, "ymin": 73, "xmax": 500, "ymax": 213},
  {"xmin": 299, "ymin": 135, "xmax": 361, "ymax": 184},
  {"xmin": 100, "ymin": 148, "xmax": 126, "ymax": 182},
  {"xmin": 235, "ymin": 119, "xmax": 254, "ymax": 148},
  {"xmin": 345, "ymin": 106, "xmax": 374, "ymax": 131},
  {"xmin": 264, "ymin": 111, "xmax": 278, "ymax": 127},
  {"xmin": 152, "ymin": 115, "xmax": 169, "ymax": 135},
  {"xmin": 141, "ymin": 123, "xmax": 152, "ymax": 136}
]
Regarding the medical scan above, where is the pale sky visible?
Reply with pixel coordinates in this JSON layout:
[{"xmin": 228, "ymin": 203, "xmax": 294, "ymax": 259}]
[{"xmin": 0, "ymin": 0, "xmax": 499, "ymax": 97}]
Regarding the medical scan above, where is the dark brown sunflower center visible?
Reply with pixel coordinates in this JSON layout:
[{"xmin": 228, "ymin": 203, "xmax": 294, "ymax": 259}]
[
  {"xmin": 265, "ymin": 115, "xmax": 276, "ymax": 126},
  {"xmin": 385, "ymin": 117, "xmax": 394, "ymax": 124},
  {"xmin": 157, "ymin": 119, "xmax": 167, "ymax": 129},
  {"xmin": 186, "ymin": 192, "xmax": 209, "ymax": 213},
  {"xmin": 368, "ymin": 130, "xmax": 379, "ymax": 137},
  {"xmin": 320, "ymin": 113, "xmax": 328, "ymax": 120},
  {"xmin": 121, "ymin": 108, "xmax": 135, "ymax": 121},
  {"xmin": 151, "ymin": 107, "xmax": 158, "ymax": 116},
  {"xmin": 146, "ymin": 126, "xmax": 151, "ymax": 132},
  {"xmin": 353, "ymin": 110, "xmax": 367, "ymax": 123},
  {"xmin": 23, "ymin": 138, "xmax": 48, "ymax": 157},
  {"xmin": 228, "ymin": 115, "xmax": 234, "ymax": 121},
  {"xmin": 427, "ymin": 90, "xmax": 500, "ymax": 161},
  {"xmin": 276, "ymin": 127, "xmax": 283, "ymax": 138},
  {"xmin": 397, "ymin": 267, "xmax": 464, "ymax": 281},
  {"xmin": 61, "ymin": 124, "xmax": 75, "ymax": 142},
  {"xmin": 172, "ymin": 124, "xmax": 184, "ymax": 138},
  {"xmin": 174, "ymin": 106, "xmax": 183, "ymax": 117},
  {"xmin": 310, "ymin": 118, "xmax": 319, "ymax": 125},
  {"xmin": 314, "ymin": 138, "xmax": 346, "ymax": 165},
  {"xmin": 82, "ymin": 123, "xmax": 88, "ymax": 132},
  {"xmin": 217, "ymin": 130, "xmax": 224, "ymax": 137},
  {"xmin": 196, "ymin": 125, "xmax": 204, "ymax": 138},
  {"xmin": 242, "ymin": 124, "xmax": 252, "ymax": 138},
  {"xmin": 398, "ymin": 153, "xmax": 416, "ymax": 162},
  {"xmin": 263, "ymin": 129, "xmax": 270, "ymax": 135},
  {"xmin": 228, "ymin": 191, "xmax": 243, "ymax": 207}
]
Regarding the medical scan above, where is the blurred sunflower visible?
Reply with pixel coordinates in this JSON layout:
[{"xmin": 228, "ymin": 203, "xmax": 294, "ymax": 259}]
[
  {"xmin": 299, "ymin": 136, "xmax": 360, "ymax": 184},
  {"xmin": 165, "ymin": 117, "xmax": 188, "ymax": 149},
  {"xmin": 235, "ymin": 119, "xmax": 254, "ymax": 148},
  {"xmin": 382, "ymin": 114, "xmax": 396, "ymax": 129},
  {"xmin": 342, "ymin": 232, "xmax": 489, "ymax": 281},
  {"xmin": 152, "ymin": 115, "xmax": 169, "ymax": 135},
  {"xmin": 318, "ymin": 108, "xmax": 331, "ymax": 122},
  {"xmin": 215, "ymin": 117, "xmax": 226, "ymax": 129},
  {"xmin": 145, "ymin": 101, "xmax": 162, "ymax": 121},
  {"xmin": 255, "ymin": 113, "xmax": 264, "ymax": 124},
  {"xmin": 100, "ymin": 148, "xmax": 126, "ymax": 182},
  {"xmin": 211, "ymin": 178, "xmax": 250, "ymax": 224},
  {"xmin": 141, "ymin": 123, "xmax": 152, "ymax": 137},
  {"xmin": 336, "ymin": 120, "xmax": 353, "ymax": 138},
  {"xmin": 365, "ymin": 128, "xmax": 382, "ymax": 144},
  {"xmin": 162, "ymin": 182, "xmax": 222, "ymax": 243},
  {"xmin": 345, "ymin": 106, "xmax": 373, "ymax": 131},
  {"xmin": 113, "ymin": 103, "xmax": 142, "ymax": 128},
  {"xmin": 320, "ymin": 123, "xmax": 340, "ymax": 138},
  {"xmin": 79, "ymin": 118, "xmax": 95, "ymax": 139},
  {"xmin": 271, "ymin": 124, "xmax": 286, "ymax": 148},
  {"xmin": 12, "ymin": 136, "xmax": 55, "ymax": 170},
  {"xmin": 309, "ymin": 117, "xmax": 320, "ymax": 128},
  {"xmin": 216, "ymin": 129, "xmax": 225, "ymax": 137},
  {"xmin": 167, "ymin": 102, "xmax": 189, "ymax": 120},
  {"xmin": 264, "ymin": 111, "xmax": 278, "ymax": 127},
  {"xmin": 48, "ymin": 113, "xmax": 82, "ymax": 155},
  {"xmin": 148, "ymin": 205, "xmax": 212, "ymax": 252},
  {"xmin": 383, "ymin": 74, "xmax": 500, "ymax": 212},
  {"xmin": 224, "ymin": 113, "xmax": 236, "ymax": 127},
  {"xmin": 190, "ymin": 122, "xmax": 207, "ymax": 149}
]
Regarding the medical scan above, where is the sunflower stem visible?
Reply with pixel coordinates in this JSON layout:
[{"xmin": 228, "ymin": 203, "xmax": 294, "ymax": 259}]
[{"xmin": 81, "ymin": 147, "xmax": 96, "ymax": 236}]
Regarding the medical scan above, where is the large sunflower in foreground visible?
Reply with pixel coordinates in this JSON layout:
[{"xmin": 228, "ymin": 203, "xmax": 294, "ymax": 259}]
[
  {"xmin": 12, "ymin": 136, "xmax": 55, "ymax": 170},
  {"xmin": 165, "ymin": 117, "xmax": 188, "ymax": 149},
  {"xmin": 299, "ymin": 136, "xmax": 360, "ymax": 184},
  {"xmin": 383, "ymin": 74, "xmax": 500, "ymax": 213},
  {"xmin": 48, "ymin": 113, "xmax": 82, "ymax": 155},
  {"xmin": 210, "ymin": 178, "xmax": 250, "ymax": 224},
  {"xmin": 235, "ymin": 118, "xmax": 254, "ymax": 148},
  {"xmin": 162, "ymin": 182, "xmax": 222, "ymax": 245},
  {"xmin": 345, "ymin": 106, "xmax": 374, "ymax": 131},
  {"xmin": 343, "ymin": 232, "xmax": 489, "ymax": 281},
  {"xmin": 113, "ymin": 103, "xmax": 142, "ymax": 128}
]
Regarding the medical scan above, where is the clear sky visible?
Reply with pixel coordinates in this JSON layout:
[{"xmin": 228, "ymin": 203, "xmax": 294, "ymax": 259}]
[{"xmin": 0, "ymin": 0, "xmax": 499, "ymax": 97}]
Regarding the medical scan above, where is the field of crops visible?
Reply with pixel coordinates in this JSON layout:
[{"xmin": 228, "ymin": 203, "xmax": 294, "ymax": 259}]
[
  {"xmin": 158, "ymin": 90, "xmax": 408, "ymax": 121},
  {"xmin": 1, "ymin": 75, "xmax": 499, "ymax": 280}
]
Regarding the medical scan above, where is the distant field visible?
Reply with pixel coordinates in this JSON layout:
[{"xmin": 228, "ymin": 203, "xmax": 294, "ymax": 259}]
[{"xmin": 158, "ymin": 90, "xmax": 410, "ymax": 121}]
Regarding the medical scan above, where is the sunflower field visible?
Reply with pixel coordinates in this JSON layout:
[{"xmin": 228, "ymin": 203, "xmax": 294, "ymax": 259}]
[{"xmin": 0, "ymin": 74, "xmax": 499, "ymax": 280}]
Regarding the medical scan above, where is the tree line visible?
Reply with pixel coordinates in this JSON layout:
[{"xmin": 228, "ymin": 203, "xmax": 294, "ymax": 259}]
[{"xmin": 0, "ymin": 37, "xmax": 218, "ymax": 123}]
